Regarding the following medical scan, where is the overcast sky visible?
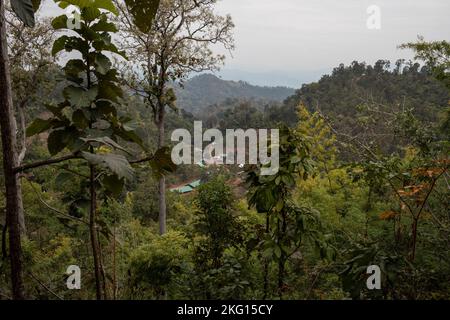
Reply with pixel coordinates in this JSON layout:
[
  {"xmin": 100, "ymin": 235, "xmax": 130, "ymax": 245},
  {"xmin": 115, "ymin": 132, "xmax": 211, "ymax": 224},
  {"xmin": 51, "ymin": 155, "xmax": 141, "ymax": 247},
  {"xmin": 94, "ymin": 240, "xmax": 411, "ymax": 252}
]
[
  {"xmin": 214, "ymin": 0, "xmax": 450, "ymax": 87},
  {"xmin": 40, "ymin": 0, "xmax": 450, "ymax": 87}
]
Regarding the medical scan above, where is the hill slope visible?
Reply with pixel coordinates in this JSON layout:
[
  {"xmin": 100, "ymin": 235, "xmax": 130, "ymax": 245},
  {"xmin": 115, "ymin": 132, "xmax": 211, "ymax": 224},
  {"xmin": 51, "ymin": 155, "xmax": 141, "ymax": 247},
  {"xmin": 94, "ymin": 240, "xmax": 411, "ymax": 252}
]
[
  {"xmin": 174, "ymin": 74, "xmax": 295, "ymax": 113},
  {"xmin": 282, "ymin": 60, "xmax": 449, "ymax": 124}
]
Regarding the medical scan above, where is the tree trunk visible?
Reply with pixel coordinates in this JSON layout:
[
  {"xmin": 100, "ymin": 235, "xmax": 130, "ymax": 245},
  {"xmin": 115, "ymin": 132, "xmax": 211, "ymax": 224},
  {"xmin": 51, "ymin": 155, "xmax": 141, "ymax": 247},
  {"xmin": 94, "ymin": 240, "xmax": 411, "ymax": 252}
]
[
  {"xmin": 17, "ymin": 182, "xmax": 25, "ymax": 234},
  {"xmin": 17, "ymin": 103, "xmax": 28, "ymax": 234},
  {"xmin": 86, "ymin": 51, "xmax": 107, "ymax": 299},
  {"xmin": 364, "ymin": 187, "xmax": 372, "ymax": 239},
  {"xmin": 262, "ymin": 213, "xmax": 270, "ymax": 299},
  {"xmin": 410, "ymin": 218, "xmax": 418, "ymax": 262},
  {"xmin": 157, "ymin": 109, "xmax": 166, "ymax": 235},
  {"xmin": 112, "ymin": 220, "xmax": 117, "ymax": 300},
  {"xmin": 0, "ymin": 0, "xmax": 25, "ymax": 299},
  {"xmin": 277, "ymin": 210, "xmax": 288, "ymax": 300},
  {"xmin": 89, "ymin": 164, "xmax": 104, "ymax": 300},
  {"xmin": 97, "ymin": 228, "xmax": 108, "ymax": 299}
]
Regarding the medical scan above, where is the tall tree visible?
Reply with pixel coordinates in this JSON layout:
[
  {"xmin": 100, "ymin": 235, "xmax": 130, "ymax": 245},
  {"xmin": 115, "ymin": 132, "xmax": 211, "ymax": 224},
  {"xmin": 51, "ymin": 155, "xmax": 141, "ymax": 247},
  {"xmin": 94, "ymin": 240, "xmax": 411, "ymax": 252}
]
[
  {"xmin": 5, "ymin": 5, "xmax": 56, "ymax": 234},
  {"xmin": 32, "ymin": 0, "xmax": 136, "ymax": 299},
  {"xmin": 115, "ymin": 0, "xmax": 234, "ymax": 234},
  {"xmin": 0, "ymin": 0, "xmax": 39, "ymax": 300},
  {"xmin": 400, "ymin": 37, "xmax": 450, "ymax": 90},
  {"xmin": 246, "ymin": 127, "xmax": 326, "ymax": 299},
  {"xmin": 23, "ymin": 0, "xmax": 162, "ymax": 299},
  {"xmin": 401, "ymin": 38, "xmax": 450, "ymax": 136},
  {"xmin": 2, "ymin": 0, "xmax": 163, "ymax": 299}
]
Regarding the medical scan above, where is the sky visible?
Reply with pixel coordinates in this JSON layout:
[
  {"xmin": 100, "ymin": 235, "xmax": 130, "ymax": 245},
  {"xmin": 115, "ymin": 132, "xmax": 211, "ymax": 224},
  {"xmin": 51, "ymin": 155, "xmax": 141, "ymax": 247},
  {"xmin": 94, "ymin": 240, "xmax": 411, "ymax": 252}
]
[
  {"xmin": 40, "ymin": 0, "xmax": 450, "ymax": 88},
  {"xmin": 213, "ymin": 0, "xmax": 450, "ymax": 87}
]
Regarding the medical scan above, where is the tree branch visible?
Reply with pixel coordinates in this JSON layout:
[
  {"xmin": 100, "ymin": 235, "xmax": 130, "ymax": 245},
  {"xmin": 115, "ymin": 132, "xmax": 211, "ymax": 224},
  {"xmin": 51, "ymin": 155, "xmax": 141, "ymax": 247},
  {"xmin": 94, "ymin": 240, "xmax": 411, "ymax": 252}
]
[
  {"xmin": 130, "ymin": 154, "xmax": 155, "ymax": 165},
  {"xmin": 14, "ymin": 154, "xmax": 81, "ymax": 173}
]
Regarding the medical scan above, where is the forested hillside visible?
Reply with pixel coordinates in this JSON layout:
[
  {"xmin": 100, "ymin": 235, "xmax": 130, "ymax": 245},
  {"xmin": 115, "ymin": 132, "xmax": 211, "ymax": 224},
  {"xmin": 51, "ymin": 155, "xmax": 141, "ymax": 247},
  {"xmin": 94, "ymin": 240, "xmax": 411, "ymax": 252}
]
[
  {"xmin": 200, "ymin": 60, "xmax": 449, "ymax": 159},
  {"xmin": 283, "ymin": 60, "xmax": 449, "ymax": 124},
  {"xmin": 174, "ymin": 74, "xmax": 295, "ymax": 113},
  {"xmin": 0, "ymin": 0, "xmax": 449, "ymax": 303}
]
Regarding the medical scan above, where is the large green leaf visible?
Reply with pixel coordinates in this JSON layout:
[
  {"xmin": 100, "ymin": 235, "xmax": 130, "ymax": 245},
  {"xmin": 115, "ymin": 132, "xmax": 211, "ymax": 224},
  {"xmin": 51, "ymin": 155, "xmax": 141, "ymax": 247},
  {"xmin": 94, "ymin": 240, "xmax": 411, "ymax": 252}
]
[
  {"xmin": 48, "ymin": 130, "xmax": 67, "ymax": 155},
  {"xmin": 59, "ymin": 0, "xmax": 117, "ymax": 15},
  {"xmin": 94, "ymin": 53, "xmax": 112, "ymax": 75},
  {"xmin": 150, "ymin": 146, "xmax": 177, "ymax": 178},
  {"xmin": 64, "ymin": 59, "xmax": 86, "ymax": 83},
  {"xmin": 93, "ymin": 0, "xmax": 118, "ymax": 15},
  {"xmin": 58, "ymin": 0, "xmax": 88, "ymax": 9},
  {"xmin": 31, "ymin": 0, "xmax": 42, "ymax": 11},
  {"xmin": 11, "ymin": 0, "xmax": 36, "ymax": 27},
  {"xmin": 26, "ymin": 118, "xmax": 53, "ymax": 137},
  {"xmin": 47, "ymin": 127, "xmax": 80, "ymax": 155},
  {"xmin": 81, "ymin": 136, "xmax": 130, "ymax": 154},
  {"xmin": 112, "ymin": 124, "xmax": 145, "ymax": 150},
  {"xmin": 81, "ymin": 152, "xmax": 134, "ymax": 180},
  {"xmin": 52, "ymin": 35, "xmax": 68, "ymax": 56},
  {"xmin": 63, "ymin": 85, "xmax": 98, "ymax": 108},
  {"xmin": 97, "ymin": 81, "xmax": 122, "ymax": 102},
  {"xmin": 51, "ymin": 15, "xmax": 68, "ymax": 30},
  {"xmin": 72, "ymin": 109, "xmax": 90, "ymax": 129},
  {"xmin": 91, "ymin": 15, "xmax": 118, "ymax": 32},
  {"xmin": 125, "ymin": 0, "xmax": 160, "ymax": 33},
  {"xmin": 52, "ymin": 35, "xmax": 88, "ymax": 56}
]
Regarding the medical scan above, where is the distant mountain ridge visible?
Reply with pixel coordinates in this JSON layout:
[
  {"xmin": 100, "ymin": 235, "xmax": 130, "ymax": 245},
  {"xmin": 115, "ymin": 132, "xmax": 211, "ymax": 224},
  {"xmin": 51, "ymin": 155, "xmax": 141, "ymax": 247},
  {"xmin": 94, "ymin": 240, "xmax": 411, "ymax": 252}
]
[{"xmin": 174, "ymin": 74, "xmax": 295, "ymax": 113}]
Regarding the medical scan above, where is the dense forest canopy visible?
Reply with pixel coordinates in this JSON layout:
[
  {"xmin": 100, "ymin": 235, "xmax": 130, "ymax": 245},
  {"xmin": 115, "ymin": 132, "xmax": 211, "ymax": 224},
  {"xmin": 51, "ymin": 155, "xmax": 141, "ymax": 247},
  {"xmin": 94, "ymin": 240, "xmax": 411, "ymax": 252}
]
[
  {"xmin": 0, "ymin": 0, "xmax": 448, "ymax": 302},
  {"xmin": 284, "ymin": 60, "xmax": 449, "ymax": 123}
]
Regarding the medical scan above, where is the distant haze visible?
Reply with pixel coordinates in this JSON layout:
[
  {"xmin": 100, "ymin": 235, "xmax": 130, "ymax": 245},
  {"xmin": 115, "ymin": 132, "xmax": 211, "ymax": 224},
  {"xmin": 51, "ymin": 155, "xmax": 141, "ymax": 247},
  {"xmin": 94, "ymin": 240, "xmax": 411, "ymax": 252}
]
[
  {"xmin": 39, "ymin": 0, "xmax": 450, "ymax": 88},
  {"xmin": 214, "ymin": 0, "xmax": 450, "ymax": 87},
  {"xmin": 175, "ymin": 74, "xmax": 295, "ymax": 113}
]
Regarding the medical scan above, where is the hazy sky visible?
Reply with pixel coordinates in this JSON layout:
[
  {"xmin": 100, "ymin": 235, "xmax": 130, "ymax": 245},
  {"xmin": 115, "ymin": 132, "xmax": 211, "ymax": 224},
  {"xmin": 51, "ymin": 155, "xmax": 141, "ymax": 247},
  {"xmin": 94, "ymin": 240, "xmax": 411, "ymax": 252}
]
[
  {"xmin": 40, "ymin": 0, "xmax": 450, "ymax": 87},
  {"xmin": 214, "ymin": 0, "xmax": 450, "ymax": 87}
]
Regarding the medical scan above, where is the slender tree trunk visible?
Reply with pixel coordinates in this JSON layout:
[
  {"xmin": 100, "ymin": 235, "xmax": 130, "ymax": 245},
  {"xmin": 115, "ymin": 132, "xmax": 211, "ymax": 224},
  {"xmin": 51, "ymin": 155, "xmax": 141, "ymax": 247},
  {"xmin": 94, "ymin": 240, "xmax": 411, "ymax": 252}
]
[
  {"xmin": 262, "ymin": 213, "xmax": 270, "ymax": 299},
  {"xmin": 277, "ymin": 211, "xmax": 287, "ymax": 300},
  {"xmin": 89, "ymin": 165, "xmax": 104, "ymax": 300},
  {"xmin": 157, "ymin": 108, "xmax": 166, "ymax": 235},
  {"xmin": 17, "ymin": 184, "xmax": 25, "ymax": 233},
  {"xmin": 396, "ymin": 199, "xmax": 403, "ymax": 242},
  {"xmin": 158, "ymin": 176, "xmax": 166, "ymax": 234},
  {"xmin": 17, "ymin": 103, "xmax": 28, "ymax": 234},
  {"xmin": 2, "ymin": 219, "xmax": 7, "ymax": 258},
  {"xmin": 277, "ymin": 257, "xmax": 286, "ymax": 299},
  {"xmin": 112, "ymin": 220, "xmax": 117, "ymax": 300},
  {"xmin": 97, "ymin": 228, "xmax": 108, "ymax": 299},
  {"xmin": 0, "ymin": 0, "xmax": 25, "ymax": 299},
  {"xmin": 364, "ymin": 187, "xmax": 372, "ymax": 239},
  {"xmin": 410, "ymin": 218, "xmax": 419, "ymax": 262},
  {"xmin": 86, "ymin": 52, "xmax": 107, "ymax": 299}
]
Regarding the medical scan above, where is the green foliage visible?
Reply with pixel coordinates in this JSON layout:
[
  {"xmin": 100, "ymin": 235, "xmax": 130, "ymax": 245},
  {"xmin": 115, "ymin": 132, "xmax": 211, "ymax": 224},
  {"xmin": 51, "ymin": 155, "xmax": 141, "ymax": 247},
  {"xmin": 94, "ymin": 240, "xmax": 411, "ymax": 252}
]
[
  {"xmin": 246, "ymin": 126, "xmax": 329, "ymax": 298},
  {"xmin": 281, "ymin": 60, "xmax": 449, "ymax": 160},
  {"xmin": 25, "ymin": 0, "xmax": 141, "ymax": 192},
  {"xmin": 127, "ymin": 231, "xmax": 190, "ymax": 298},
  {"xmin": 401, "ymin": 38, "xmax": 450, "ymax": 89},
  {"xmin": 296, "ymin": 104, "xmax": 337, "ymax": 175},
  {"xmin": 10, "ymin": 0, "xmax": 38, "ymax": 27},
  {"xmin": 149, "ymin": 146, "xmax": 177, "ymax": 178},
  {"xmin": 81, "ymin": 152, "xmax": 133, "ymax": 180},
  {"xmin": 194, "ymin": 176, "xmax": 239, "ymax": 268},
  {"xmin": 189, "ymin": 248, "xmax": 258, "ymax": 300},
  {"xmin": 2, "ymin": 3, "xmax": 449, "ymax": 299},
  {"xmin": 339, "ymin": 242, "xmax": 404, "ymax": 299},
  {"xmin": 124, "ymin": 0, "xmax": 160, "ymax": 33}
]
